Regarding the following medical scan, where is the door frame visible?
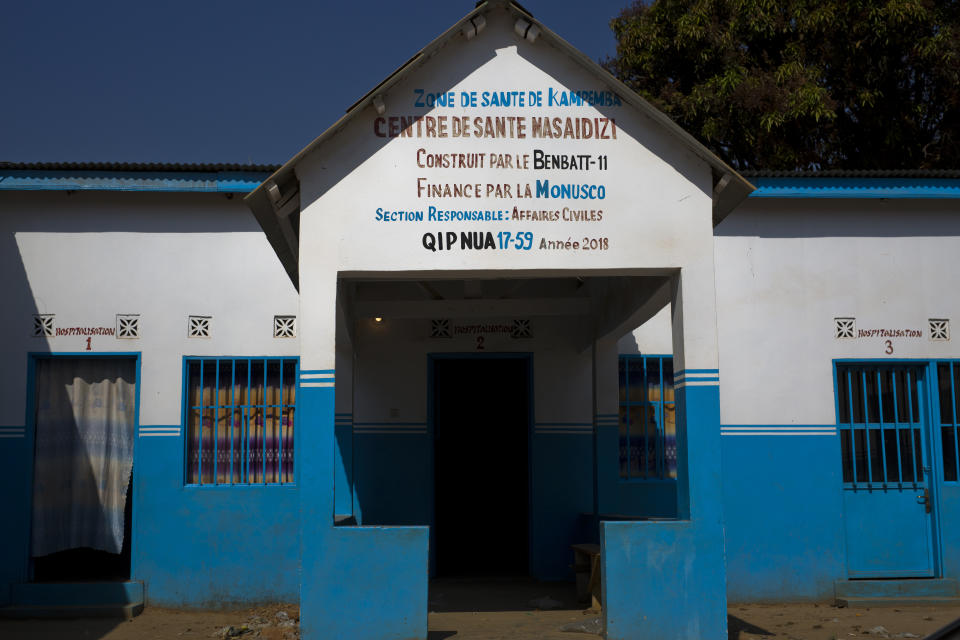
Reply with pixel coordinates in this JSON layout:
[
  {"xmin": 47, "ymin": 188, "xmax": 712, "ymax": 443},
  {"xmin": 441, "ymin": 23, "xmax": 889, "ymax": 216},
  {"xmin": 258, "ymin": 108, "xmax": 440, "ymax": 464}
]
[
  {"xmin": 832, "ymin": 358, "xmax": 943, "ymax": 579},
  {"xmin": 426, "ymin": 352, "xmax": 534, "ymax": 577},
  {"xmin": 24, "ymin": 352, "xmax": 142, "ymax": 582}
]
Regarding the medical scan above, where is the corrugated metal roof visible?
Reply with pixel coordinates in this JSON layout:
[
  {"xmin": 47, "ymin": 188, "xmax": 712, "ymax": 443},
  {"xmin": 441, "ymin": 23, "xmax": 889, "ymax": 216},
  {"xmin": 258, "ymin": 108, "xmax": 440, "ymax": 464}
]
[
  {"xmin": 742, "ymin": 169, "xmax": 960, "ymax": 179},
  {"xmin": 0, "ymin": 161, "xmax": 281, "ymax": 173}
]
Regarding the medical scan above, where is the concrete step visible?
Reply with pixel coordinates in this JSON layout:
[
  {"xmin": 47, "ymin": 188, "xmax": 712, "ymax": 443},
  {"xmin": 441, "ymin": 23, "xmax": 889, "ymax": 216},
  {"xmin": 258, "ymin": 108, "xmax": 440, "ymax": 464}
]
[
  {"xmin": 0, "ymin": 581, "xmax": 144, "ymax": 619},
  {"xmin": 835, "ymin": 579, "xmax": 959, "ymax": 599},
  {"xmin": 0, "ymin": 602, "xmax": 143, "ymax": 619}
]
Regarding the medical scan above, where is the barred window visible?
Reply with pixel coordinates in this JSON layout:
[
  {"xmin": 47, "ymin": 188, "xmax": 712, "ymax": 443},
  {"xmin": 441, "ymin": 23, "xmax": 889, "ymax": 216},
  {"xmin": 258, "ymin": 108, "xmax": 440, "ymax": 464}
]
[
  {"xmin": 185, "ymin": 358, "xmax": 297, "ymax": 485},
  {"xmin": 836, "ymin": 364, "xmax": 924, "ymax": 487},
  {"xmin": 937, "ymin": 362, "xmax": 960, "ymax": 482},
  {"xmin": 618, "ymin": 355, "xmax": 676, "ymax": 480}
]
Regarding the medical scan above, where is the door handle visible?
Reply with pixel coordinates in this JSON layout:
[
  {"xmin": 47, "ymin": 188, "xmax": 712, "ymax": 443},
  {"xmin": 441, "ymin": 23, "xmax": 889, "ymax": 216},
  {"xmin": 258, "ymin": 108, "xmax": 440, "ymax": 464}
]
[{"xmin": 917, "ymin": 489, "xmax": 931, "ymax": 514}]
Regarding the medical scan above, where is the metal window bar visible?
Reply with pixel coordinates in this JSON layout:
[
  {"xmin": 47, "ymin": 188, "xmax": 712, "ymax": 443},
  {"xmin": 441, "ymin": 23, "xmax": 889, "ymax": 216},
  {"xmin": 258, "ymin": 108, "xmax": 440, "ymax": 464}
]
[
  {"xmin": 941, "ymin": 362, "xmax": 960, "ymax": 481},
  {"xmin": 876, "ymin": 370, "xmax": 887, "ymax": 484},
  {"xmin": 213, "ymin": 361, "xmax": 220, "ymax": 484},
  {"xmin": 198, "ymin": 359, "xmax": 204, "ymax": 484},
  {"xmin": 229, "ymin": 362, "xmax": 235, "ymax": 483},
  {"xmin": 861, "ymin": 369, "xmax": 872, "ymax": 484},
  {"xmin": 186, "ymin": 357, "xmax": 297, "ymax": 485},
  {"xmin": 838, "ymin": 365, "xmax": 924, "ymax": 490},
  {"xmin": 657, "ymin": 359, "xmax": 664, "ymax": 479},
  {"xmin": 906, "ymin": 370, "xmax": 919, "ymax": 484},
  {"xmin": 278, "ymin": 360, "xmax": 283, "ymax": 485}
]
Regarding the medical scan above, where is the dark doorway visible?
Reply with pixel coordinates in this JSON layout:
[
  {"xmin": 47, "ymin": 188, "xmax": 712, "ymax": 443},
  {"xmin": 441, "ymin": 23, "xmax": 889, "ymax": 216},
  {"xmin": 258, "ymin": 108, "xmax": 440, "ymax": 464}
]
[{"xmin": 432, "ymin": 356, "xmax": 530, "ymax": 576}]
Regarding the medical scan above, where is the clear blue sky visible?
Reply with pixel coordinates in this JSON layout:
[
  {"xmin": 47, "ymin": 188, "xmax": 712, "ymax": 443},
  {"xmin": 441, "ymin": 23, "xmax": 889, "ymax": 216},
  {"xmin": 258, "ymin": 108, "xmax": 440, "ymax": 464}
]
[{"xmin": 0, "ymin": 1, "xmax": 631, "ymax": 165}]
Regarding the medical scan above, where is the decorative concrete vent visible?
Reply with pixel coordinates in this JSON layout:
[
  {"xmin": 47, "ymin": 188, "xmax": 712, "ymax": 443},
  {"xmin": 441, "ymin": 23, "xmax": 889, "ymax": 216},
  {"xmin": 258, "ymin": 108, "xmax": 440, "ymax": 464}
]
[
  {"xmin": 188, "ymin": 316, "xmax": 211, "ymax": 338},
  {"xmin": 430, "ymin": 319, "xmax": 451, "ymax": 338},
  {"xmin": 33, "ymin": 314, "xmax": 55, "ymax": 337},
  {"xmin": 930, "ymin": 319, "xmax": 950, "ymax": 341},
  {"xmin": 274, "ymin": 315, "xmax": 296, "ymax": 338},
  {"xmin": 835, "ymin": 317, "xmax": 856, "ymax": 339},
  {"xmin": 116, "ymin": 314, "xmax": 140, "ymax": 339},
  {"xmin": 511, "ymin": 319, "xmax": 532, "ymax": 339}
]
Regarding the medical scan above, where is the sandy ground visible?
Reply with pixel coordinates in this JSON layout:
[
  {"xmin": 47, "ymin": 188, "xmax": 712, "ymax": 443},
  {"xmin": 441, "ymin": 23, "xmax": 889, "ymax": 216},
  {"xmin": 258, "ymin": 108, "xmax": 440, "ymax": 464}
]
[{"xmin": 1, "ymin": 583, "xmax": 959, "ymax": 640}]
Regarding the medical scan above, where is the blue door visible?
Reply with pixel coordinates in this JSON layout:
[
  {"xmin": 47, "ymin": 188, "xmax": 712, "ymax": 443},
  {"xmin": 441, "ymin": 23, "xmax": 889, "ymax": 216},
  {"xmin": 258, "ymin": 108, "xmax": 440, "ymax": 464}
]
[{"xmin": 837, "ymin": 364, "xmax": 936, "ymax": 578}]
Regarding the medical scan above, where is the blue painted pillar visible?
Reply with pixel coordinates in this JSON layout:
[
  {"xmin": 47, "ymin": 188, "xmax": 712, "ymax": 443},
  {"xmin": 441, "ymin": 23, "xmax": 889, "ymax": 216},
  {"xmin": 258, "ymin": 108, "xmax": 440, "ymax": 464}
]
[
  {"xmin": 601, "ymin": 269, "xmax": 727, "ymax": 640},
  {"xmin": 297, "ymin": 276, "xmax": 428, "ymax": 640}
]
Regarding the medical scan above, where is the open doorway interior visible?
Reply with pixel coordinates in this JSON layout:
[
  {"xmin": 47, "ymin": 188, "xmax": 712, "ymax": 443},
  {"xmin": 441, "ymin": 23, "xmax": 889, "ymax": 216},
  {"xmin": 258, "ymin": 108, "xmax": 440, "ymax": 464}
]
[
  {"xmin": 30, "ymin": 357, "xmax": 136, "ymax": 582},
  {"xmin": 432, "ymin": 356, "xmax": 530, "ymax": 577}
]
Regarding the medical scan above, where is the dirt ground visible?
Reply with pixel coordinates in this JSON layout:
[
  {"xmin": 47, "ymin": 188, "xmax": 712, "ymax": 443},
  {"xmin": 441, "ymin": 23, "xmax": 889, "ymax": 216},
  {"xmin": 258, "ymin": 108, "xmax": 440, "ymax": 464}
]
[{"xmin": 1, "ymin": 586, "xmax": 959, "ymax": 640}]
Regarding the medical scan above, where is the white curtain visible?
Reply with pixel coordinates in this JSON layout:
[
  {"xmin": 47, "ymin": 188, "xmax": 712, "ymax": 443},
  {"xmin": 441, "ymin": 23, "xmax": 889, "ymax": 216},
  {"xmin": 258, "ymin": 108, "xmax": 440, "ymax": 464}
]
[{"xmin": 31, "ymin": 359, "xmax": 135, "ymax": 556}]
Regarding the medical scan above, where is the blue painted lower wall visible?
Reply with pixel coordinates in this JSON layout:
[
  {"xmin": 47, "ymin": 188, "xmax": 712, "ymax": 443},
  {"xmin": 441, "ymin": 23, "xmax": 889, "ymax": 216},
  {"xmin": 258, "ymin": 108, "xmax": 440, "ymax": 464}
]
[
  {"xmin": 349, "ymin": 429, "xmax": 593, "ymax": 581},
  {"xmin": 940, "ymin": 484, "xmax": 960, "ymax": 581},
  {"xmin": 8, "ymin": 419, "xmax": 960, "ymax": 613},
  {"xmin": 530, "ymin": 432, "xmax": 594, "ymax": 580},
  {"xmin": 722, "ymin": 433, "xmax": 845, "ymax": 602},
  {"xmin": 352, "ymin": 433, "xmax": 431, "ymax": 528},
  {"xmin": 134, "ymin": 432, "xmax": 300, "ymax": 607},
  {"xmin": 602, "ymin": 520, "xmax": 727, "ymax": 640},
  {"xmin": 299, "ymin": 383, "xmax": 427, "ymax": 640}
]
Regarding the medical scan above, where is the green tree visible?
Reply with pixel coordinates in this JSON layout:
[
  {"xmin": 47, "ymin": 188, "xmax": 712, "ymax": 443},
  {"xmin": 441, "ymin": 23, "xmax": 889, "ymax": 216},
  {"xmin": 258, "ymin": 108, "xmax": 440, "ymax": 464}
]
[{"xmin": 604, "ymin": 0, "xmax": 960, "ymax": 170}]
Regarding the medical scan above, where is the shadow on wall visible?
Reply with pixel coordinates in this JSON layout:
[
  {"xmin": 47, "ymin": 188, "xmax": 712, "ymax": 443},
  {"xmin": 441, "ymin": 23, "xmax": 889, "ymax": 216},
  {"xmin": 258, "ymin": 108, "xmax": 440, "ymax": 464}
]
[{"xmin": 0, "ymin": 228, "xmax": 43, "ymax": 602}]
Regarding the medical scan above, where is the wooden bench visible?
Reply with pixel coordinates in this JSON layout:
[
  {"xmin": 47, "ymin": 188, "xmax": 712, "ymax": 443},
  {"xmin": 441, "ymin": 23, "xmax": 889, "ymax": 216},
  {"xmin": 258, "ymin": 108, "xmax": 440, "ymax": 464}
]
[{"xmin": 571, "ymin": 543, "xmax": 602, "ymax": 610}]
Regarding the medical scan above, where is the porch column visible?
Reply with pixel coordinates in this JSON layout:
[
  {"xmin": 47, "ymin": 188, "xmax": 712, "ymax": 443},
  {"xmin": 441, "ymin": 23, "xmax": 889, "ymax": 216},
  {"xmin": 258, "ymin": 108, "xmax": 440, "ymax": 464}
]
[
  {"xmin": 297, "ymin": 270, "xmax": 428, "ymax": 640},
  {"xmin": 601, "ymin": 264, "xmax": 727, "ymax": 640}
]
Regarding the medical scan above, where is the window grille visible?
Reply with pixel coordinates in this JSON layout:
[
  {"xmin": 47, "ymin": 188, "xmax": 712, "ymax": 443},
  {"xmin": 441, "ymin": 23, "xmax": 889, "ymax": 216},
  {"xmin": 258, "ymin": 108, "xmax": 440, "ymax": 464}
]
[
  {"xmin": 936, "ymin": 362, "xmax": 960, "ymax": 482},
  {"xmin": 33, "ymin": 314, "xmax": 55, "ymax": 337},
  {"xmin": 836, "ymin": 364, "xmax": 925, "ymax": 488},
  {"xmin": 618, "ymin": 355, "xmax": 676, "ymax": 480},
  {"xmin": 185, "ymin": 358, "xmax": 297, "ymax": 485},
  {"xmin": 188, "ymin": 316, "xmax": 211, "ymax": 338}
]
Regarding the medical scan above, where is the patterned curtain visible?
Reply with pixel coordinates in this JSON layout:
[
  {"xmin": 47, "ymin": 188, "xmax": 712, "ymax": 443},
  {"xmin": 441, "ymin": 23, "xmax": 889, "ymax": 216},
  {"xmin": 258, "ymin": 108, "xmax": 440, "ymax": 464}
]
[{"xmin": 31, "ymin": 359, "xmax": 136, "ymax": 556}]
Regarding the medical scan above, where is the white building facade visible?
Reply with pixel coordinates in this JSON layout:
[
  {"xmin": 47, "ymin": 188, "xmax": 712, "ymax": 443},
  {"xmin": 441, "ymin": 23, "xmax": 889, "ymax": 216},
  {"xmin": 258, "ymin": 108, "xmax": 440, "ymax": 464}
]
[{"xmin": 2, "ymin": 2, "xmax": 959, "ymax": 639}]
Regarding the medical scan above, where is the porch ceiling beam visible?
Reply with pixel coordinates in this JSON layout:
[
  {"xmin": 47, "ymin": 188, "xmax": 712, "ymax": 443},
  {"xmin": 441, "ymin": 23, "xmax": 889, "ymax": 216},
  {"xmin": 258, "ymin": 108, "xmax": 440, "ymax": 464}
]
[{"xmin": 353, "ymin": 297, "xmax": 592, "ymax": 319}]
